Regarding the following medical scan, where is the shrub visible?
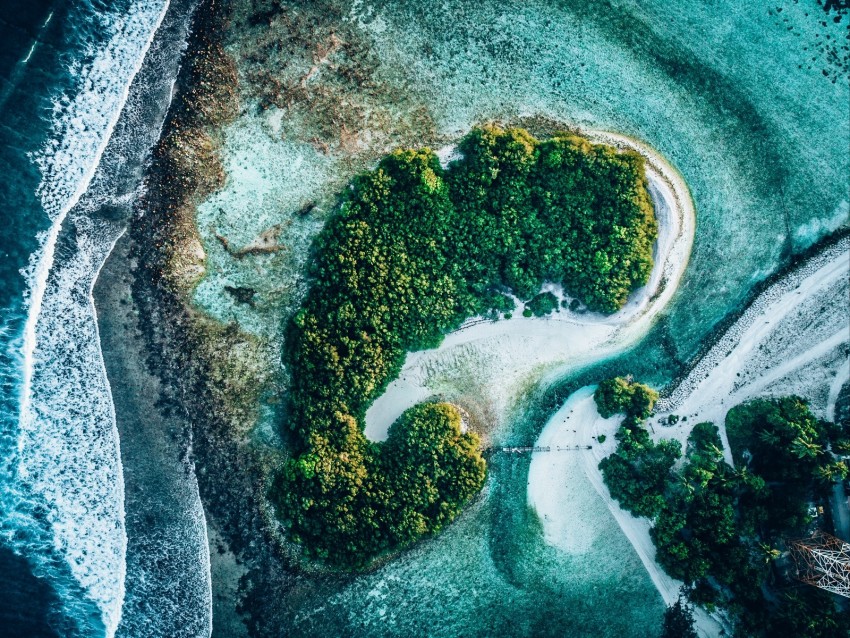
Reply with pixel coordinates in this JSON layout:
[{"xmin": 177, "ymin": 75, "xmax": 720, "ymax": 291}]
[
  {"xmin": 525, "ymin": 291, "xmax": 559, "ymax": 316},
  {"xmin": 594, "ymin": 376, "xmax": 658, "ymax": 419}
]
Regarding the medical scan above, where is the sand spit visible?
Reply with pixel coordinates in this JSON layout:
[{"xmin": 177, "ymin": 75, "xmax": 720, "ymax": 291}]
[
  {"xmin": 529, "ymin": 236, "xmax": 848, "ymax": 637},
  {"xmin": 364, "ymin": 131, "xmax": 695, "ymax": 440},
  {"xmin": 528, "ymin": 387, "xmax": 725, "ymax": 637}
]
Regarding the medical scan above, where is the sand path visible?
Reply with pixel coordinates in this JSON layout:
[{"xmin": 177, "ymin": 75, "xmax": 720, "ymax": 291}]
[
  {"xmin": 530, "ymin": 238, "xmax": 848, "ymax": 637},
  {"xmin": 654, "ymin": 237, "xmax": 849, "ymax": 464}
]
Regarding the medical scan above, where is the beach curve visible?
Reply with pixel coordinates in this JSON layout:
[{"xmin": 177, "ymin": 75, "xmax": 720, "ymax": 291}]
[{"xmin": 364, "ymin": 129, "xmax": 695, "ymax": 441}]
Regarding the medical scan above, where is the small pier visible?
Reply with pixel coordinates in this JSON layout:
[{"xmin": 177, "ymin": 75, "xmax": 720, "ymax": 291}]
[{"xmin": 498, "ymin": 444, "xmax": 592, "ymax": 454}]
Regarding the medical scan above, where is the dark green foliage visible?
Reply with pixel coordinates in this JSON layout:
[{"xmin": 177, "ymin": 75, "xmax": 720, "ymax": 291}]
[
  {"xmin": 444, "ymin": 126, "xmax": 657, "ymax": 312},
  {"xmin": 594, "ymin": 376, "xmax": 659, "ymax": 419},
  {"xmin": 599, "ymin": 417, "xmax": 681, "ymax": 518},
  {"xmin": 277, "ymin": 127, "xmax": 658, "ymax": 567},
  {"xmin": 600, "ymin": 395, "xmax": 850, "ymax": 636},
  {"xmin": 381, "ymin": 403, "xmax": 487, "ymax": 544},
  {"xmin": 525, "ymin": 291, "xmax": 559, "ymax": 316},
  {"xmin": 726, "ymin": 397, "xmax": 848, "ymax": 534},
  {"xmin": 482, "ymin": 289, "xmax": 515, "ymax": 318},
  {"xmin": 726, "ymin": 397, "xmax": 844, "ymax": 486},
  {"xmin": 756, "ymin": 590, "xmax": 850, "ymax": 638},
  {"xmin": 660, "ymin": 597, "xmax": 698, "ymax": 638},
  {"xmin": 530, "ymin": 136, "xmax": 656, "ymax": 312}
]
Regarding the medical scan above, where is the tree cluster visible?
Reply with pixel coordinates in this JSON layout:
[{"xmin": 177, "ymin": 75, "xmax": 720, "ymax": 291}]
[
  {"xmin": 524, "ymin": 291, "xmax": 559, "ymax": 317},
  {"xmin": 597, "ymin": 393, "xmax": 850, "ymax": 636},
  {"xmin": 594, "ymin": 376, "xmax": 659, "ymax": 419},
  {"xmin": 598, "ymin": 416, "xmax": 681, "ymax": 518},
  {"xmin": 276, "ymin": 127, "xmax": 658, "ymax": 567},
  {"xmin": 661, "ymin": 596, "xmax": 698, "ymax": 638}
]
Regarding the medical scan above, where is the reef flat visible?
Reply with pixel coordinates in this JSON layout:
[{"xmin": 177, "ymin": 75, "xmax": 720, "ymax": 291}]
[{"xmin": 113, "ymin": 1, "xmax": 848, "ymax": 636}]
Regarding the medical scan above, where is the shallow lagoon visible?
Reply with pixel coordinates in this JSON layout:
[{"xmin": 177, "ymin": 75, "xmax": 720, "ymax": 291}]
[{"xmin": 188, "ymin": 0, "xmax": 848, "ymax": 634}]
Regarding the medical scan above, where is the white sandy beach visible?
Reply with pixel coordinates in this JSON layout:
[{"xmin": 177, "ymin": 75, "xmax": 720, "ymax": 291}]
[
  {"xmin": 529, "ymin": 238, "xmax": 848, "ymax": 638},
  {"xmin": 528, "ymin": 387, "xmax": 725, "ymax": 637},
  {"xmin": 364, "ymin": 131, "xmax": 696, "ymax": 441}
]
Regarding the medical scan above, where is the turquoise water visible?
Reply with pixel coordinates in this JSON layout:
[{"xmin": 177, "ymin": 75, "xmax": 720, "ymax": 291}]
[
  {"xmin": 199, "ymin": 0, "xmax": 847, "ymax": 634},
  {"xmin": 355, "ymin": 0, "xmax": 848, "ymax": 363}
]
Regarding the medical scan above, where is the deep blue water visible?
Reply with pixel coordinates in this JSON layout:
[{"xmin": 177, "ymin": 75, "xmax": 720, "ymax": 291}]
[
  {"xmin": 0, "ymin": 1, "xmax": 181, "ymax": 635},
  {"xmin": 1, "ymin": 3, "xmax": 98, "ymax": 635}
]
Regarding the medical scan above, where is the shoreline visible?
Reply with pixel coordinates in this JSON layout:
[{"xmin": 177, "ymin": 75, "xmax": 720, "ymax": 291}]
[
  {"xmin": 528, "ymin": 233, "xmax": 849, "ymax": 637},
  {"xmin": 527, "ymin": 388, "xmax": 725, "ymax": 637},
  {"xmin": 13, "ymin": 3, "xmax": 170, "ymax": 631},
  {"xmin": 10, "ymin": 0, "xmax": 200, "ymax": 633},
  {"xmin": 365, "ymin": 129, "xmax": 695, "ymax": 441},
  {"xmin": 653, "ymin": 235, "xmax": 849, "ymax": 465},
  {"xmin": 655, "ymin": 226, "xmax": 850, "ymax": 405},
  {"xmin": 120, "ymin": 3, "xmax": 303, "ymax": 636}
]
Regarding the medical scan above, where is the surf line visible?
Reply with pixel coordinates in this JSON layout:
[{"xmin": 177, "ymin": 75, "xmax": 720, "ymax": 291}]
[{"xmin": 16, "ymin": 2, "xmax": 170, "ymax": 635}]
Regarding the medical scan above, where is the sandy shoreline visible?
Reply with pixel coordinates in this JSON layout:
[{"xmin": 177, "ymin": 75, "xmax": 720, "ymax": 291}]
[
  {"xmin": 653, "ymin": 235, "xmax": 849, "ymax": 464},
  {"xmin": 528, "ymin": 387, "xmax": 724, "ymax": 637},
  {"xmin": 528, "ymin": 235, "xmax": 849, "ymax": 638},
  {"xmin": 365, "ymin": 130, "xmax": 696, "ymax": 440}
]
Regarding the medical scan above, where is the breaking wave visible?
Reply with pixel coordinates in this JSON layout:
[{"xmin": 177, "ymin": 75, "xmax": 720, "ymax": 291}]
[{"xmin": 7, "ymin": 2, "xmax": 170, "ymax": 635}]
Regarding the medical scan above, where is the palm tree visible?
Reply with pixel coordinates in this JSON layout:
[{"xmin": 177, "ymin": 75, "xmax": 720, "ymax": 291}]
[{"xmin": 791, "ymin": 436, "xmax": 823, "ymax": 460}]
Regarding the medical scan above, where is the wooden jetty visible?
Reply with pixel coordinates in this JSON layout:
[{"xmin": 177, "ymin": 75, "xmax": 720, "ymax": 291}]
[{"xmin": 498, "ymin": 444, "xmax": 592, "ymax": 454}]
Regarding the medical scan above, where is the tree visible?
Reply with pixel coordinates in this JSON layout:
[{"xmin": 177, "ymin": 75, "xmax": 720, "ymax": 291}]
[
  {"xmin": 660, "ymin": 596, "xmax": 698, "ymax": 638},
  {"xmin": 600, "ymin": 393, "xmax": 850, "ymax": 636},
  {"xmin": 594, "ymin": 377, "xmax": 635, "ymax": 418},
  {"xmin": 594, "ymin": 376, "xmax": 658, "ymax": 419}
]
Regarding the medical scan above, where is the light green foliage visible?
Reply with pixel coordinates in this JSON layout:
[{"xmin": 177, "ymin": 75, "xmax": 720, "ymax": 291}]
[
  {"xmin": 594, "ymin": 376, "xmax": 659, "ymax": 419},
  {"xmin": 277, "ymin": 127, "xmax": 657, "ymax": 567}
]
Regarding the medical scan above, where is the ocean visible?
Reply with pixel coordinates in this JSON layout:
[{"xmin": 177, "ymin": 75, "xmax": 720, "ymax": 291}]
[
  {"xmin": 1, "ymin": 0, "xmax": 847, "ymax": 636},
  {"xmin": 0, "ymin": 1, "xmax": 207, "ymax": 636}
]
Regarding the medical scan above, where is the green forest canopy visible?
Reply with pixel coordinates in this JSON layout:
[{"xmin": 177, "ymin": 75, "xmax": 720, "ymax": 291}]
[
  {"xmin": 275, "ymin": 126, "xmax": 658, "ymax": 567},
  {"xmin": 596, "ymin": 391, "xmax": 850, "ymax": 637}
]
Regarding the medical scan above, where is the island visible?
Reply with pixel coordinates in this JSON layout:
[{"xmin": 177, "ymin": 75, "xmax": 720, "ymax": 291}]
[{"xmin": 277, "ymin": 126, "xmax": 658, "ymax": 566}]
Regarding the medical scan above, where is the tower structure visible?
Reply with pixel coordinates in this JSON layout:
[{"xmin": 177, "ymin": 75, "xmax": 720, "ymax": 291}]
[{"xmin": 790, "ymin": 531, "xmax": 850, "ymax": 598}]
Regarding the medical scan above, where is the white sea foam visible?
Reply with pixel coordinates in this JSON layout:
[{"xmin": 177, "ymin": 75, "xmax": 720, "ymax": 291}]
[{"xmin": 17, "ymin": 2, "xmax": 170, "ymax": 634}]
